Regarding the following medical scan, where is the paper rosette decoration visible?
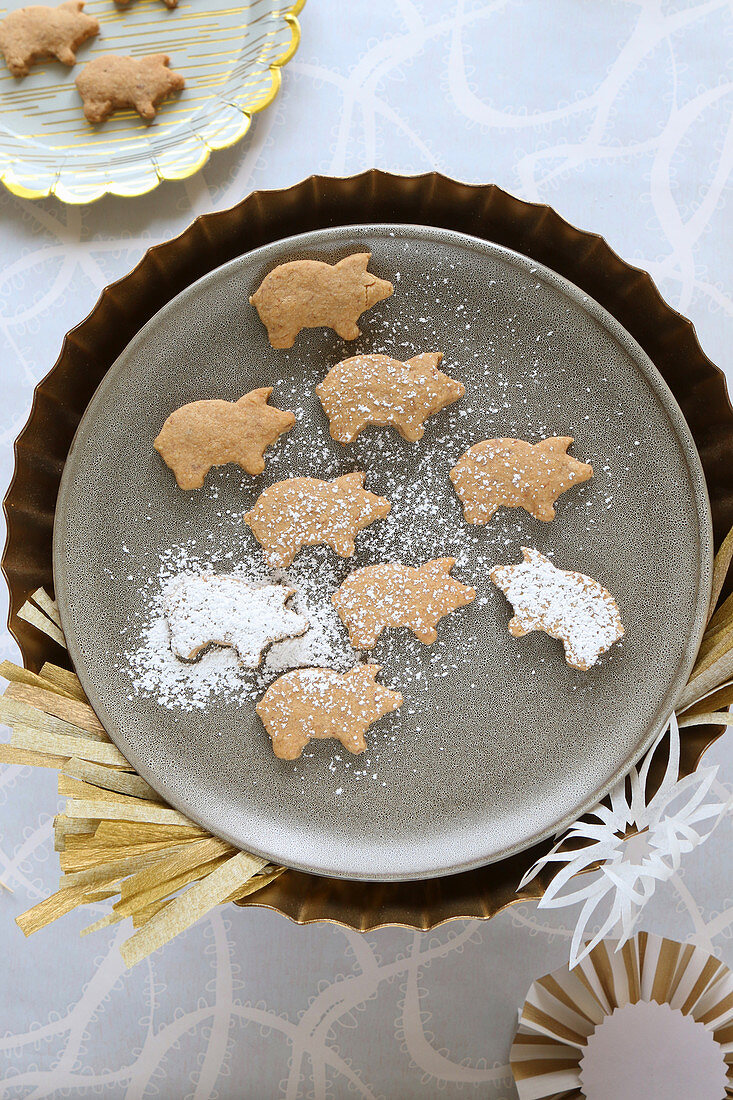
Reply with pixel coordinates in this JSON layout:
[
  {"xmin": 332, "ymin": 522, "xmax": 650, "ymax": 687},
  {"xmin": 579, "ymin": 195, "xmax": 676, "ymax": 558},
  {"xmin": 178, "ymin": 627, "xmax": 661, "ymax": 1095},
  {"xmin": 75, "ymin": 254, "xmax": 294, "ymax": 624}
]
[{"xmin": 511, "ymin": 932, "xmax": 733, "ymax": 1099}]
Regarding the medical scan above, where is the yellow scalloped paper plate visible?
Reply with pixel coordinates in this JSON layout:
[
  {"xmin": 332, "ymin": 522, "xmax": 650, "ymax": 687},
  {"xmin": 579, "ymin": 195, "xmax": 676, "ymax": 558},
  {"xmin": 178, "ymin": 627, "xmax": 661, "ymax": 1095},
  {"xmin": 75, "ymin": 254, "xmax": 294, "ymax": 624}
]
[{"xmin": 0, "ymin": 0, "xmax": 304, "ymax": 203}]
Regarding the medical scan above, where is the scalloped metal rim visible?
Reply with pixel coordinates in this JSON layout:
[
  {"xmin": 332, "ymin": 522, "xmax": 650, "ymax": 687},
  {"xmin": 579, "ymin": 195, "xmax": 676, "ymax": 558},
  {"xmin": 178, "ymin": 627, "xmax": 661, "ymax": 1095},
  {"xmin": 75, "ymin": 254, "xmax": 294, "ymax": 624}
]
[
  {"xmin": 3, "ymin": 171, "xmax": 732, "ymax": 930},
  {"xmin": 0, "ymin": 0, "xmax": 305, "ymax": 204}
]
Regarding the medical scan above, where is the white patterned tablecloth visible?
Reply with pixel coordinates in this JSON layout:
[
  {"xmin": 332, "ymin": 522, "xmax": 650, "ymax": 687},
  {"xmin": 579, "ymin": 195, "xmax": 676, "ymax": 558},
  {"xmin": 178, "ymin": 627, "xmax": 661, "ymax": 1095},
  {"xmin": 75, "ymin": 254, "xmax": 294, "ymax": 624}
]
[{"xmin": 1, "ymin": 2, "xmax": 732, "ymax": 1097}]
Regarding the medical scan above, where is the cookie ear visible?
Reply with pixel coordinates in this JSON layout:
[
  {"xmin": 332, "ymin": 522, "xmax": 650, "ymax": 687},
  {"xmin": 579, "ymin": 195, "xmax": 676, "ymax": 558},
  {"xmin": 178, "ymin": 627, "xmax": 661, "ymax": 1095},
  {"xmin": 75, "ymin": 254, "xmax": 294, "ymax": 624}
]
[
  {"xmin": 239, "ymin": 387, "xmax": 272, "ymax": 406},
  {"xmin": 406, "ymin": 352, "xmax": 443, "ymax": 372},
  {"xmin": 351, "ymin": 664, "xmax": 380, "ymax": 683},
  {"xmin": 337, "ymin": 252, "xmax": 371, "ymax": 273},
  {"xmin": 538, "ymin": 436, "xmax": 573, "ymax": 454},
  {"xmin": 423, "ymin": 557, "xmax": 455, "ymax": 577},
  {"xmin": 335, "ymin": 471, "xmax": 365, "ymax": 491}
]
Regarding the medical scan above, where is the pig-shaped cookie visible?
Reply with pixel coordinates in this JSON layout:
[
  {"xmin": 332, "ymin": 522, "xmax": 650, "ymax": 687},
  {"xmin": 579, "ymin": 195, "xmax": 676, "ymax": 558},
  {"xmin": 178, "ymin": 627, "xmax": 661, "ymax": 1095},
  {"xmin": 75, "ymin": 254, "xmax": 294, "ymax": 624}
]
[
  {"xmin": 154, "ymin": 388, "xmax": 295, "ymax": 490},
  {"xmin": 115, "ymin": 0, "xmax": 177, "ymax": 8},
  {"xmin": 316, "ymin": 352, "xmax": 465, "ymax": 444},
  {"xmin": 75, "ymin": 53, "xmax": 185, "ymax": 122},
  {"xmin": 450, "ymin": 436, "xmax": 593, "ymax": 523},
  {"xmin": 333, "ymin": 558, "xmax": 476, "ymax": 648},
  {"xmin": 0, "ymin": 0, "xmax": 99, "ymax": 78},
  {"xmin": 243, "ymin": 472, "xmax": 391, "ymax": 569},
  {"xmin": 256, "ymin": 665, "xmax": 403, "ymax": 759},
  {"xmin": 249, "ymin": 253, "xmax": 394, "ymax": 349},
  {"xmin": 163, "ymin": 573, "xmax": 308, "ymax": 667},
  {"xmin": 490, "ymin": 547, "xmax": 624, "ymax": 671}
]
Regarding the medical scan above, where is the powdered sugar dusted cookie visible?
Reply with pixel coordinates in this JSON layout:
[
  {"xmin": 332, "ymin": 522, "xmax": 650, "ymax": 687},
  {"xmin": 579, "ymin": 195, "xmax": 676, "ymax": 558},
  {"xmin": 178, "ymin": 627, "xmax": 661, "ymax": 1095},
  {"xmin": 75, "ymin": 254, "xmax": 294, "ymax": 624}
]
[
  {"xmin": 450, "ymin": 437, "xmax": 593, "ymax": 523},
  {"xmin": 163, "ymin": 573, "xmax": 308, "ymax": 668},
  {"xmin": 249, "ymin": 253, "xmax": 394, "ymax": 349},
  {"xmin": 333, "ymin": 558, "xmax": 476, "ymax": 648},
  {"xmin": 490, "ymin": 548, "xmax": 624, "ymax": 671},
  {"xmin": 154, "ymin": 388, "xmax": 295, "ymax": 490},
  {"xmin": 76, "ymin": 53, "xmax": 185, "ymax": 122},
  {"xmin": 256, "ymin": 665, "xmax": 403, "ymax": 760},
  {"xmin": 0, "ymin": 0, "xmax": 98, "ymax": 77},
  {"xmin": 316, "ymin": 352, "xmax": 465, "ymax": 444},
  {"xmin": 243, "ymin": 472, "xmax": 391, "ymax": 569}
]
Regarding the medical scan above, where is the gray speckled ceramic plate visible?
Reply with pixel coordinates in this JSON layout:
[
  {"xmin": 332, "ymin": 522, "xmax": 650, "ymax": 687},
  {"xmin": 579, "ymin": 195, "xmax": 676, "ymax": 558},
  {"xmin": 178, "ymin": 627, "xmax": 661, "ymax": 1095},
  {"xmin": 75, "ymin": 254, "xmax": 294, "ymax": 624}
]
[{"xmin": 53, "ymin": 224, "xmax": 712, "ymax": 881}]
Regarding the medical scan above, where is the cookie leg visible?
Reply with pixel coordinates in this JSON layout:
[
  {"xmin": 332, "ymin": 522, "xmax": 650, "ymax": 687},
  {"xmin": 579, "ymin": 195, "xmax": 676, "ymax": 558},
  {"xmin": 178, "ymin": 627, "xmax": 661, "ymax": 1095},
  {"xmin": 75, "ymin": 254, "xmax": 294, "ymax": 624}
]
[
  {"xmin": 54, "ymin": 45, "xmax": 78, "ymax": 67},
  {"xmin": 331, "ymin": 536, "xmax": 356, "ymax": 558},
  {"xmin": 6, "ymin": 53, "xmax": 30, "ymax": 77},
  {"xmin": 413, "ymin": 624, "xmax": 438, "ymax": 644},
  {"xmin": 328, "ymin": 416, "xmax": 359, "ymax": 444},
  {"xmin": 334, "ymin": 321, "xmax": 361, "ymax": 341},
  {"xmin": 348, "ymin": 621, "xmax": 381, "ymax": 649},
  {"xmin": 267, "ymin": 325, "xmax": 297, "ymax": 350},
  {"xmin": 508, "ymin": 616, "xmax": 531, "ymax": 638},
  {"xmin": 83, "ymin": 99, "xmax": 112, "ymax": 123},
  {"xmin": 397, "ymin": 419, "xmax": 425, "ymax": 442},
  {"xmin": 134, "ymin": 96, "xmax": 157, "ymax": 121},
  {"xmin": 532, "ymin": 501, "xmax": 557, "ymax": 522},
  {"xmin": 342, "ymin": 726, "xmax": 367, "ymax": 754}
]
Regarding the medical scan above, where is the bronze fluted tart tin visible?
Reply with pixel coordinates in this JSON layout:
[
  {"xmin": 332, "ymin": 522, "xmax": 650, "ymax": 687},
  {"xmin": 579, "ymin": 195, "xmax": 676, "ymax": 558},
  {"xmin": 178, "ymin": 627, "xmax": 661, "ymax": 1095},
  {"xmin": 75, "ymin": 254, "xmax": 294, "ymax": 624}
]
[{"xmin": 4, "ymin": 173, "xmax": 732, "ymax": 928}]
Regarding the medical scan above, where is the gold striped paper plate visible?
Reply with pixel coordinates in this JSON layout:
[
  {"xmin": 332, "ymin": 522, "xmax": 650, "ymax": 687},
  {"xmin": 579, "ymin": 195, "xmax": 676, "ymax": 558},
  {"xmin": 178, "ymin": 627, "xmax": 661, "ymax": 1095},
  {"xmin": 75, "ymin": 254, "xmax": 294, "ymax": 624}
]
[{"xmin": 0, "ymin": 0, "xmax": 303, "ymax": 203}]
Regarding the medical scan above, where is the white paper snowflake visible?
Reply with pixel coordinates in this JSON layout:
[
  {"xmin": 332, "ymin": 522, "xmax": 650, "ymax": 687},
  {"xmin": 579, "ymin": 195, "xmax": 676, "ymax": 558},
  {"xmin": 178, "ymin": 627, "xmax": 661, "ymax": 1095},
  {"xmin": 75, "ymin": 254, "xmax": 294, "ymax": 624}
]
[{"xmin": 519, "ymin": 713, "xmax": 732, "ymax": 968}]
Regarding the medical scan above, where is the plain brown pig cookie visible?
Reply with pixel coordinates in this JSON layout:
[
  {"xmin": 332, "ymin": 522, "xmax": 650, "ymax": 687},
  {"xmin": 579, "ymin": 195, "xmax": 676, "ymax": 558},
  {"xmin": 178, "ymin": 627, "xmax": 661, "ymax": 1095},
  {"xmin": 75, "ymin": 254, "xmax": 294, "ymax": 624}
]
[
  {"xmin": 75, "ymin": 53, "xmax": 185, "ymax": 122},
  {"xmin": 0, "ymin": 0, "xmax": 98, "ymax": 77},
  {"xmin": 256, "ymin": 665, "xmax": 403, "ymax": 760},
  {"xmin": 249, "ymin": 253, "xmax": 394, "ymax": 349},
  {"xmin": 333, "ymin": 558, "xmax": 476, "ymax": 648},
  {"xmin": 115, "ymin": 0, "xmax": 177, "ymax": 8},
  {"xmin": 243, "ymin": 472, "xmax": 391, "ymax": 569},
  {"xmin": 316, "ymin": 352, "xmax": 465, "ymax": 444},
  {"xmin": 450, "ymin": 436, "xmax": 593, "ymax": 523},
  {"xmin": 490, "ymin": 547, "xmax": 624, "ymax": 671},
  {"xmin": 154, "ymin": 388, "xmax": 295, "ymax": 490}
]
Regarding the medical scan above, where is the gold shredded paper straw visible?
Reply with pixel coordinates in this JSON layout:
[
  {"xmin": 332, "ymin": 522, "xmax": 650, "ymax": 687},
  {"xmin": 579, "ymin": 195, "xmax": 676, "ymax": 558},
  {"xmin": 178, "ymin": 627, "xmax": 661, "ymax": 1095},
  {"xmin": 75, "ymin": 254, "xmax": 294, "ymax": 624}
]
[
  {"xmin": 0, "ymin": 611, "xmax": 283, "ymax": 965},
  {"xmin": 3, "ymin": 526, "xmax": 733, "ymax": 967},
  {"xmin": 510, "ymin": 932, "xmax": 733, "ymax": 1098}
]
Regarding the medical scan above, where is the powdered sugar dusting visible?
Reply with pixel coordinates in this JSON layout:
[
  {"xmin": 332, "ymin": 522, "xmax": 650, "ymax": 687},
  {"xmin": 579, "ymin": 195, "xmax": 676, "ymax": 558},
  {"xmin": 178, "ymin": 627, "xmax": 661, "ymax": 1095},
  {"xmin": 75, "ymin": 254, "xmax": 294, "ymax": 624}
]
[
  {"xmin": 490, "ymin": 547, "xmax": 625, "ymax": 671},
  {"xmin": 124, "ymin": 548, "xmax": 353, "ymax": 712},
  {"xmin": 163, "ymin": 572, "xmax": 308, "ymax": 666},
  {"xmin": 112, "ymin": 250, "xmax": 645, "ymax": 781}
]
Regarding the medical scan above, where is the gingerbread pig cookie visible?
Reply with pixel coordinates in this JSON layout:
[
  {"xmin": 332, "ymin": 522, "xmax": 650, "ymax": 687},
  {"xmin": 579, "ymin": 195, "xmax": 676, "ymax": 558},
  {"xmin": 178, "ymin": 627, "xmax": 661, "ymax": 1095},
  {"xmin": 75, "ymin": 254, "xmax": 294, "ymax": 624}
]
[
  {"xmin": 116, "ymin": 0, "xmax": 177, "ymax": 8},
  {"xmin": 243, "ymin": 472, "xmax": 391, "ymax": 569},
  {"xmin": 333, "ymin": 558, "xmax": 476, "ymax": 648},
  {"xmin": 316, "ymin": 352, "xmax": 465, "ymax": 444},
  {"xmin": 154, "ymin": 388, "xmax": 295, "ymax": 490},
  {"xmin": 450, "ymin": 436, "xmax": 593, "ymax": 523},
  {"xmin": 0, "ymin": 0, "xmax": 98, "ymax": 77},
  {"xmin": 249, "ymin": 253, "xmax": 394, "ymax": 349},
  {"xmin": 256, "ymin": 665, "xmax": 403, "ymax": 760},
  {"xmin": 490, "ymin": 547, "xmax": 624, "ymax": 671},
  {"xmin": 75, "ymin": 53, "xmax": 185, "ymax": 122},
  {"xmin": 163, "ymin": 573, "xmax": 308, "ymax": 668}
]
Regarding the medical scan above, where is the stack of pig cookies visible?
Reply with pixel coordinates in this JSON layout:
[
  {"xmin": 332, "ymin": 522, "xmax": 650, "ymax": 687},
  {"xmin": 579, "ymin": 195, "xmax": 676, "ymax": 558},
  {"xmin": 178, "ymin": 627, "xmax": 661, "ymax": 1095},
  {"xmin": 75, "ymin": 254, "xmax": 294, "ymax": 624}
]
[
  {"xmin": 0, "ymin": 0, "xmax": 185, "ymax": 123},
  {"xmin": 151, "ymin": 251, "xmax": 624, "ymax": 761}
]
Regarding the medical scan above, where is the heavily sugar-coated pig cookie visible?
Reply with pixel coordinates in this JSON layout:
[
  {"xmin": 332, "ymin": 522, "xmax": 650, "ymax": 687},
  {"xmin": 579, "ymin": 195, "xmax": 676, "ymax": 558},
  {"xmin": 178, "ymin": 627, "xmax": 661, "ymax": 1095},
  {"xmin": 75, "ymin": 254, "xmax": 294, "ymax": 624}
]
[
  {"xmin": 249, "ymin": 253, "xmax": 394, "ymax": 349},
  {"xmin": 163, "ymin": 573, "xmax": 308, "ymax": 668},
  {"xmin": 75, "ymin": 53, "xmax": 185, "ymax": 122},
  {"xmin": 154, "ymin": 388, "xmax": 295, "ymax": 490},
  {"xmin": 316, "ymin": 352, "xmax": 465, "ymax": 444},
  {"xmin": 490, "ymin": 547, "xmax": 624, "ymax": 671},
  {"xmin": 0, "ymin": 0, "xmax": 98, "ymax": 77},
  {"xmin": 450, "ymin": 436, "xmax": 593, "ymax": 523},
  {"xmin": 243, "ymin": 472, "xmax": 391, "ymax": 569},
  {"xmin": 332, "ymin": 558, "xmax": 476, "ymax": 648},
  {"xmin": 256, "ymin": 665, "xmax": 403, "ymax": 759}
]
